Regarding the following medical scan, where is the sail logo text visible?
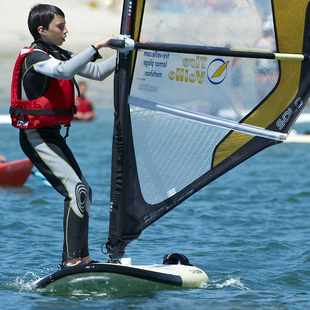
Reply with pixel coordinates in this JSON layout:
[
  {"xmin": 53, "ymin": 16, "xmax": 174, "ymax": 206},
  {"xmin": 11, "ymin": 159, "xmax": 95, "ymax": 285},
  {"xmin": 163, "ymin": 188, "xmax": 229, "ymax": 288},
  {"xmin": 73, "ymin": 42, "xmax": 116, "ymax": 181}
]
[
  {"xmin": 276, "ymin": 107, "xmax": 293, "ymax": 130},
  {"xmin": 207, "ymin": 58, "xmax": 229, "ymax": 85},
  {"xmin": 143, "ymin": 51, "xmax": 170, "ymax": 78},
  {"xmin": 168, "ymin": 56, "xmax": 208, "ymax": 85}
]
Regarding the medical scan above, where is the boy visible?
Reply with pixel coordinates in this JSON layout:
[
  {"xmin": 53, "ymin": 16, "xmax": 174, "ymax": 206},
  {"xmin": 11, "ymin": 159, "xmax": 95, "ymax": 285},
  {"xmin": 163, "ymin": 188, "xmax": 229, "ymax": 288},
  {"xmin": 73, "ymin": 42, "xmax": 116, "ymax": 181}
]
[{"xmin": 10, "ymin": 4, "xmax": 116, "ymax": 268}]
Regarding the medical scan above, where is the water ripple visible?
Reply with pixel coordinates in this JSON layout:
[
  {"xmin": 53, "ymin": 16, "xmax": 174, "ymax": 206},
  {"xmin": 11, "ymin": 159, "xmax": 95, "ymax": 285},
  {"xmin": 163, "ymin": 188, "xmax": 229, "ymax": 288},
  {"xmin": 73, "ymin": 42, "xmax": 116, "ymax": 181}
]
[{"xmin": 207, "ymin": 277, "xmax": 250, "ymax": 291}]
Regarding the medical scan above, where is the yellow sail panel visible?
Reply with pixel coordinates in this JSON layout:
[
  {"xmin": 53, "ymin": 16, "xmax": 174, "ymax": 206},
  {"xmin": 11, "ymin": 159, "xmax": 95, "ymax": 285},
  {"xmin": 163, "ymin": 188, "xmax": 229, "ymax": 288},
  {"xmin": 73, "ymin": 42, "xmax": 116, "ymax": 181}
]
[
  {"xmin": 213, "ymin": 0, "xmax": 308, "ymax": 167},
  {"xmin": 275, "ymin": 0, "xmax": 309, "ymax": 54},
  {"xmin": 130, "ymin": 0, "xmax": 145, "ymax": 75},
  {"xmin": 133, "ymin": 0, "xmax": 145, "ymax": 42}
]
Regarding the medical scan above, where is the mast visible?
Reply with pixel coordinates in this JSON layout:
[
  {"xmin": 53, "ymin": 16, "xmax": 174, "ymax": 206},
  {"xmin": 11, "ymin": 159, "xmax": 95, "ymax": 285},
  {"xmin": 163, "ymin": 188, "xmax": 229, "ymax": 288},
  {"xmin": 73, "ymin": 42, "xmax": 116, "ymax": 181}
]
[{"xmin": 107, "ymin": 0, "xmax": 145, "ymax": 261}]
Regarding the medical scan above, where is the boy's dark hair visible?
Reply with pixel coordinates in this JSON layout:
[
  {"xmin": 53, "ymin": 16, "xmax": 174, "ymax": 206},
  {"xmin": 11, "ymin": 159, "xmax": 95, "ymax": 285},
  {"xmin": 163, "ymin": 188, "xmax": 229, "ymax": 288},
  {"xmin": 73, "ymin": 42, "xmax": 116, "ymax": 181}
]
[{"xmin": 28, "ymin": 4, "xmax": 65, "ymax": 40}]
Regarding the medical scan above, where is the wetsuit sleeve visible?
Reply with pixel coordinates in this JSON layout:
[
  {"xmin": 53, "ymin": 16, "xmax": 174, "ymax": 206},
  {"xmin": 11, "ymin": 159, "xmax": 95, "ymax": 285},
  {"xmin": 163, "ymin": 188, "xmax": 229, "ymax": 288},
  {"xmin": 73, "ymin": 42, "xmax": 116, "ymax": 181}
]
[
  {"xmin": 33, "ymin": 47, "xmax": 98, "ymax": 80},
  {"xmin": 33, "ymin": 47, "xmax": 116, "ymax": 81},
  {"xmin": 77, "ymin": 55, "xmax": 116, "ymax": 81}
]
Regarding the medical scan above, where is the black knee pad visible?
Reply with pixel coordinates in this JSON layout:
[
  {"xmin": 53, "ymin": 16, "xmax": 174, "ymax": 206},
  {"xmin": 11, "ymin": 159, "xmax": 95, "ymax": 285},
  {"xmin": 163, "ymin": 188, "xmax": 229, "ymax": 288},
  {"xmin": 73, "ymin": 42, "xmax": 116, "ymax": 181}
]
[{"xmin": 75, "ymin": 182, "xmax": 91, "ymax": 215}]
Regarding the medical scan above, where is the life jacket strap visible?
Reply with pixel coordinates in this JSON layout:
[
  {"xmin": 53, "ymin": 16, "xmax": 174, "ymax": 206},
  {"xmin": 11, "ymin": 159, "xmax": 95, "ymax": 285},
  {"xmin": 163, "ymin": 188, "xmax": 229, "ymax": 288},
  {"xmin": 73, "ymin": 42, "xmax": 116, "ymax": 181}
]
[
  {"xmin": 63, "ymin": 124, "xmax": 70, "ymax": 139},
  {"xmin": 10, "ymin": 107, "xmax": 74, "ymax": 116}
]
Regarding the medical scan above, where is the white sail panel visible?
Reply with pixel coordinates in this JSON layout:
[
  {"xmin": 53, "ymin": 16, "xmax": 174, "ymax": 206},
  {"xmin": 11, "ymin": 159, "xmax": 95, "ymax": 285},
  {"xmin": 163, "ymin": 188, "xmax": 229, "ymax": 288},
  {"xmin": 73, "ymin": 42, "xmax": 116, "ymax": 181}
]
[
  {"xmin": 129, "ymin": 1, "xmax": 280, "ymax": 204},
  {"xmin": 140, "ymin": 1, "xmax": 275, "ymax": 48},
  {"xmin": 135, "ymin": 0, "xmax": 279, "ymax": 113},
  {"xmin": 130, "ymin": 105, "xmax": 229, "ymax": 204},
  {"xmin": 131, "ymin": 51, "xmax": 280, "ymax": 120}
]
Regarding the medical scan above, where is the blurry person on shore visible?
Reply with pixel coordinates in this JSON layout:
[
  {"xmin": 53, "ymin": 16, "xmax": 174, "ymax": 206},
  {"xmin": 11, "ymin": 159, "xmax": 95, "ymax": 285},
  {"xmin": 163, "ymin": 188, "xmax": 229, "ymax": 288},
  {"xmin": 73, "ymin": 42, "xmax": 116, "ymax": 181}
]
[
  {"xmin": 9, "ymin": 4, "xmax": 119, "ymax": 269},
  {"xmin": 101, "ymin": 0, "xmax": 122, "ymax": 10},
  {"xmin": 74, "ymin": 81, "xmax": 95, "ymax": 121}
]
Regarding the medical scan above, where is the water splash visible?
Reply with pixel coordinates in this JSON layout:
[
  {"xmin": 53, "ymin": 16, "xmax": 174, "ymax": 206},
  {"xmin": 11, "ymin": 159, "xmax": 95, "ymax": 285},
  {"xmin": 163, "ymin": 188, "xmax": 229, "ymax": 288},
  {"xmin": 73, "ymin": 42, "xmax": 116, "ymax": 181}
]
[
  {"xmin": 9, "ymin": 272, "xmax": 40, "ymax": 292},
  {"xmin": 205, "ymin": 277, "xmax": 249, "ymax": 291}
]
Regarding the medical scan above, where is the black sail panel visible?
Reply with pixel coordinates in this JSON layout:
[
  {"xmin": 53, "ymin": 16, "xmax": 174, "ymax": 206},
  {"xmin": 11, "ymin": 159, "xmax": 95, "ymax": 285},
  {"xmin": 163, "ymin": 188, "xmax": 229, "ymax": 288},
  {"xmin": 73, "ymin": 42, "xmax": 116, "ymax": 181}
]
[{"xmin": 107, "ymin": 0, "xmax": 147, "ymax": 259}]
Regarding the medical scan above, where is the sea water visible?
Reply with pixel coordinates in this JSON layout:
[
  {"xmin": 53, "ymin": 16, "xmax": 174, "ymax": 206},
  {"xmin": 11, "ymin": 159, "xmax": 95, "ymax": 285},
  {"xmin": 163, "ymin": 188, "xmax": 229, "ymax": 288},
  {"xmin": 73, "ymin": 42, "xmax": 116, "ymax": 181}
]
[{"xmin": 1, "ymin": 94, "xmax": 310, "ymax": 308}]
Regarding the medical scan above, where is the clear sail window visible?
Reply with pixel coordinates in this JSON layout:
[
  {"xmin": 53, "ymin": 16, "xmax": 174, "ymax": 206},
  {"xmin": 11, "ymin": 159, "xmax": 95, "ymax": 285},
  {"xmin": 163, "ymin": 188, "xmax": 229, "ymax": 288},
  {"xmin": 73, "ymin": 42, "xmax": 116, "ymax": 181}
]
[{"xmin": 129, "ymin": 0, "xmax": 280, "ymax": 204}]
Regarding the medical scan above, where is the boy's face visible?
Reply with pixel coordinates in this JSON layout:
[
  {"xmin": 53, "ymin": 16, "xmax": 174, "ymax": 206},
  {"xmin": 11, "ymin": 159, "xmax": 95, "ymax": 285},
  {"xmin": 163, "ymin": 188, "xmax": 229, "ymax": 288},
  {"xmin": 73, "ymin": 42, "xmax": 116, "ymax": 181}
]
[{"xmin": 38, "ymin": 14, "xmax": 68, "ymax": 46}]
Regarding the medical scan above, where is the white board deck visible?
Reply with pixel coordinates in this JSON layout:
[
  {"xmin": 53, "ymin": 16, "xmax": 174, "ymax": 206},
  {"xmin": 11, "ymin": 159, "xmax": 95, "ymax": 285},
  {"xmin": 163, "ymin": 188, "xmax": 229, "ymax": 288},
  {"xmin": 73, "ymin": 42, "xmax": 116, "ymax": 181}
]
[
  {"xmin": 135, "ymin": 263, "xmax": 208, "ymax": 287},
  {"xmin": 34, "ymin": 262, "xmax": 208, "ymax": 293}
]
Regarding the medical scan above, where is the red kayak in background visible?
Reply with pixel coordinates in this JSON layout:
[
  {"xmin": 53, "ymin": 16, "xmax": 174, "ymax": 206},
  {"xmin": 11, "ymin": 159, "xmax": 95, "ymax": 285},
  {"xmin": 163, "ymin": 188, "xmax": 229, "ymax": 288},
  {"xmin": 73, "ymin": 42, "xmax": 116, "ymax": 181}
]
[{"xmin": 0, "ymin": 159, "xmax": 33, "ymax": 187}]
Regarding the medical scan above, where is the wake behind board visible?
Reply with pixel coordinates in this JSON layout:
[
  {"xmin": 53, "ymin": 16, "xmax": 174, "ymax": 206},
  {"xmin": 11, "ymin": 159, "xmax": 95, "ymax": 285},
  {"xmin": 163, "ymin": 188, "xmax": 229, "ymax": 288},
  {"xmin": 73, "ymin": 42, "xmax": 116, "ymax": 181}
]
[{"xmin": 34, "ymin": 261, "xmax": 208, "ymax": 293}]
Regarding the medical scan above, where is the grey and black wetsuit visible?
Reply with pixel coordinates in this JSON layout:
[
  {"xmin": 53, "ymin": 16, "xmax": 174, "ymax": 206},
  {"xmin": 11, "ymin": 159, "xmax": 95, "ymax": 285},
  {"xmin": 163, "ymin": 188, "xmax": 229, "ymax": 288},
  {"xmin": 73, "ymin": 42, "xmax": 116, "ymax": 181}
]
[{"xmin": 19, "ymin": 40, "xmax": 115, "ymax": 262}]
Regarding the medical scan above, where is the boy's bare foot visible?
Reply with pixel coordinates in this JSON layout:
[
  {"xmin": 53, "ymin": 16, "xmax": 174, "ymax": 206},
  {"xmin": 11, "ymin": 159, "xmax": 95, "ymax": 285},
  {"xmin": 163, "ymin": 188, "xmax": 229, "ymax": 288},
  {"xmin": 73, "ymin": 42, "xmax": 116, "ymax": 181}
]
[
  {"xmin": 63, "ymin": 258, "xmax": 82, "ymax": 267},
  {"xmin": 61, "ymin": 256, "xmax": 96, "ymax": 269}
]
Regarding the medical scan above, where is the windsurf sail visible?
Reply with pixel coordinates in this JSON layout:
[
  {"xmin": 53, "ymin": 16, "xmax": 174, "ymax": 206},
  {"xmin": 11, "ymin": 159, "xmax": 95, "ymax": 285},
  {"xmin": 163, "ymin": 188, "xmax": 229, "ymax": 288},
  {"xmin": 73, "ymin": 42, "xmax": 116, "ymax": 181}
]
[{"xmin": 107, "ymin": 0, "xmax": 310, "ymax": 260}]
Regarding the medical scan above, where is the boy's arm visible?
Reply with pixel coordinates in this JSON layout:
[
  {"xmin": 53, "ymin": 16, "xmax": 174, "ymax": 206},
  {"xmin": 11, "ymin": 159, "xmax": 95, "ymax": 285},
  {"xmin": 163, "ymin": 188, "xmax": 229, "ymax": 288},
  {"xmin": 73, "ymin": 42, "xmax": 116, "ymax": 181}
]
[
  {"xmin": 33, "ymin": 47, "xmax": 98, "ymax": 79},
  {"xmin": 77, "ymin": 55, "xmax": 116, "ymax": 81}
]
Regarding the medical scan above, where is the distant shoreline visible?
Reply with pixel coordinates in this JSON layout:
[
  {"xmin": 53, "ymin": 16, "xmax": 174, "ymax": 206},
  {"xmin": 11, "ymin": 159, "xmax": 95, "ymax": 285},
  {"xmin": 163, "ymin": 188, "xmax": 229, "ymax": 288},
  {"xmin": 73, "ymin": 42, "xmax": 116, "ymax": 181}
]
[
  {"xmin": 0, "ymin": 1, "xmax": 121, "ymax": 107},
  {"xmin": 0, "ymin": 1, "xmax": 122, "ymax": 54}
]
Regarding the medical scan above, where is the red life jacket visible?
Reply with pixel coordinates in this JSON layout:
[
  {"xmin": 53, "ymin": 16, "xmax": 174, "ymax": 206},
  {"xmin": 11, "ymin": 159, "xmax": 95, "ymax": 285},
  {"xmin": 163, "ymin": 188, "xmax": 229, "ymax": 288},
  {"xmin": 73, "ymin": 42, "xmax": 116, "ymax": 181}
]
[
  {"xmin": 75, "ymin": 96, "xmax": 93, "ymax": 113},
  {"xmin": 10, "ymin": 48, "xmax": 75, "ymax": 129}
]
